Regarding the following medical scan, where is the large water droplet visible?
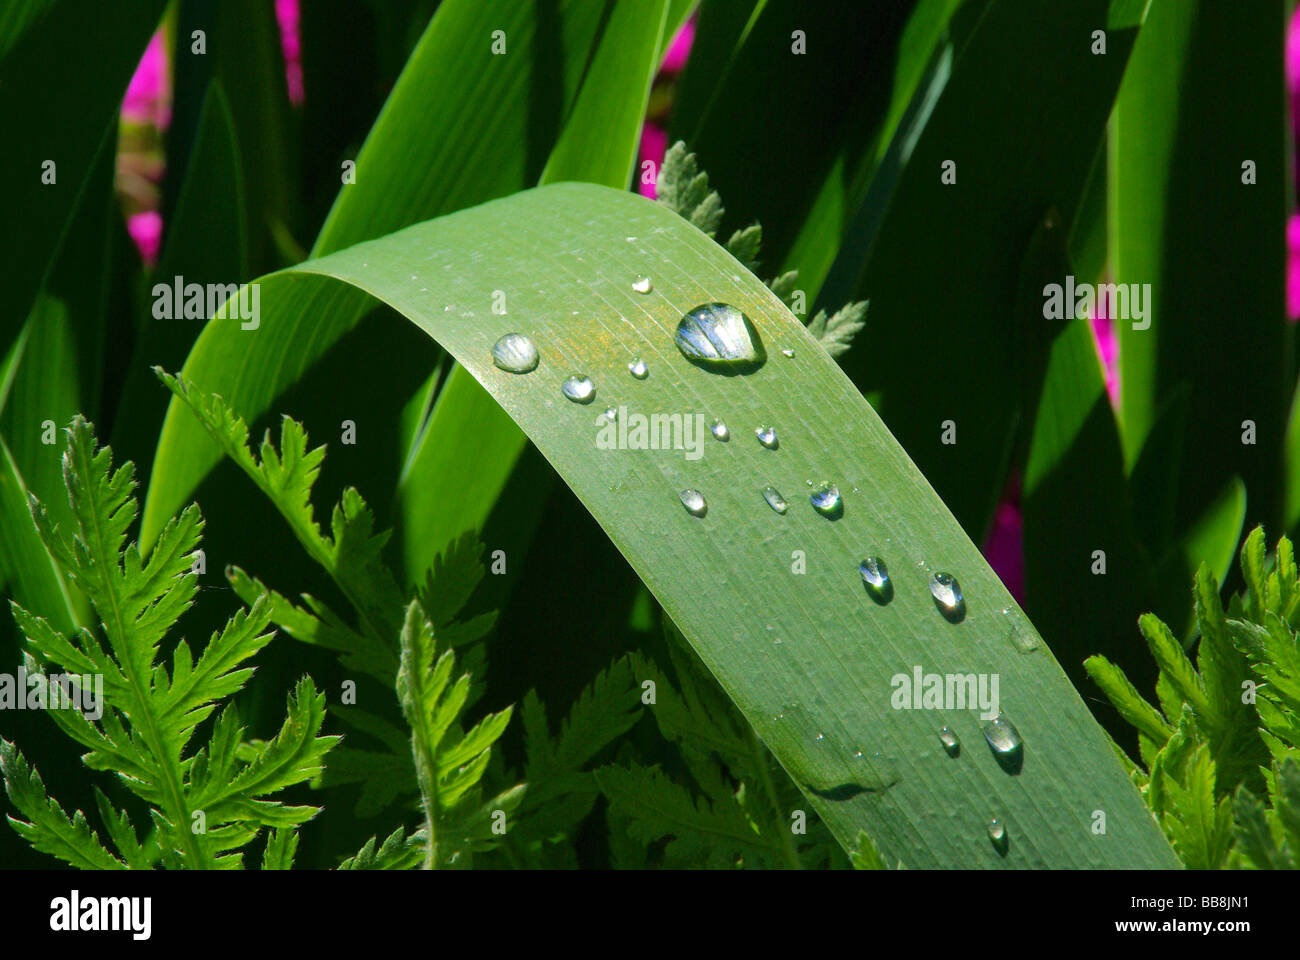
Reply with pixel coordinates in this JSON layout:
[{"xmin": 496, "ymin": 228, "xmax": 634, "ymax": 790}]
[
  {"xmin": 679, "ymin": 488, "xmax": 707, "ymax": 517},
  {"xmin": 632, "ymin": 275, "xmax": 653, "ymax": 294},
  {"xmin": 761, "ymin": 486, "xmax": 788, "ymax": 514},
  {"xmin": 561, "ymin": 375, "xmax": 595, "ymax": 404},
  {"xmin": 491, "ymin": 333, "xmax": 539, "ymax": 374},
  {"xmin": 674, "ymin": 303, "xmax": 766, "ymax": 371},
  {"xmin": 929, "ymin": 572, "xmax": 966, "ymax": 623},
  {"xmin": 710, "ymin": 419, "xmax": 730, "ymax": 442},
  {"xmin": 859, "ymin": 557, "xmax": 893, "ymax": 605},
  {"xmin": 755, "ymin": 425, "xmax": 779, "ymax": 449},
  {"xmin": 938, "ymin": 726, "xmax": 960, "ymax": 757},
  {"xmin": 628, "ymin": 358, "xmax": 649, "ymax": 380},
  {"xmin": 809, "ymin": 482, "xmax": 842, "ymax": 519},
  {"xmin": 982, "ymin": 713, "xmax": 1023, "ymax": 773}
]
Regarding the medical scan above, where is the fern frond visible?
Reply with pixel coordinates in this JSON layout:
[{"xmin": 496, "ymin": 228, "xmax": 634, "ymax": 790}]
[
  {"xmin": 396, "ymin": 600, "xmax": 515, "ymax": 868},
  {"xmin": 1, "ymin": 418, "xmax": 337, "ymax": 868},
  {"xmin": 156, "ymin": 369, "xmax": 405, "ymax": 650},
  {"xmin": 1, "ymin": 739, "xmax": 125, "ymax": 869}
]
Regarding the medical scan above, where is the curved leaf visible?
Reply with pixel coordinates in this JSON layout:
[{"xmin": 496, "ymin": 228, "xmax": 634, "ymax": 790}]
[{"xmin": 147, "ymin": 183, "xmax": 1177, "ymax": 868}]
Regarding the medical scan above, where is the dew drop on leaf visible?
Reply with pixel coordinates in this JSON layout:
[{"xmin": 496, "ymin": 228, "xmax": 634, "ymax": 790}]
[
  {"xmin": 674, "ymin": 303, "xmax": 766, "ymax": 371},
  {"xmin": 858, "ymin": 556, "xmax": 893, "ymax": 604},
  {"xmin": 982, "ymin": 714, "xmax": 1023, "ymax": 761},
  {"xmin": 938, "ymin": 725, "xmax": 960, "ymax": 757},
  {"xmin": 628, "ymin": 358, "xmax": 649, "ymax": 380},
  {"xmin": 561, "ymin": 375, "xmax": 595, "ymax": 404},
  {"xmin": 761, "ymin": 485, "xmax": 788, "ymax": 514},
  {"xmin": 679, "ymin": 488, "xmax": 707, "ymax": 517},
  {"xmin": 929, "ymin": 571, "xmax": 965, "ymax": 622},
  {"xmin": 490, "ymin": 333, "xmax": 539, "ymax": 374},
  {"xmin": 632, "ymin": 274, "xmax": 653, "ymax": 294},
  {"xmin": 710, "ymin": 419, "xmax": 730, "ymax": 441},
  {"xmin": 809, "ymin": 482, "xmax": 842, "ymax": 519},
  {"xmin": 755, "ymin": 425, "xmax": 779, "ymax": 449}
]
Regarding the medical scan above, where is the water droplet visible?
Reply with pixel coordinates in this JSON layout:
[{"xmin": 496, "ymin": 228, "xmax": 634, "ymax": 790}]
[
  {"xmin": 679, "ymin": 488, "xmax": 707, "ymax": 517},
  {"xmin": 1003, "ymin": 606, "xmax": 1041, "ymax": 654},
  {"xmin": 929, "ymin": 572, "xmax": 966, "ymax": 623},
  {"xmin": 982, "ymin": 714, "xmax": 1023, "ymax": 773},
  {"xmin": 632, "ymin": 275, "xmax": 653, "ymax": 294},
  {"xmin": 755, "ymin": 425, "xmax": 779, "ymax": 449},
  {"xmin": 674, "ymin": 303, "xmax": 766, "ymax": 371},
  {"xmin": 809, "ymin": 482, "xmax": 842, "ymax": 519},
  {"xmin": 561, "ymin": 375, "xmax": 596, "ymax": 404},
  {"xmin": 858, "ymin": 556, "xmax": 893, "ymax": 605},
  {"xmin": 490, "ymin": 333, "xmax": 539, "ymax": 374},
  {"xmin": 710, "ymin": 419, "xmax": 730, "ymax": 441},
  {"xmin": 814, "ymin": 733, "xmax": 826, "ymax": 742},
  {"xmin": 781, "ymin": 348, "xmax": 795, "ymax": 358},
  {"xmin": 603, "ymin": 407, "xmax": 618, "ymax": 422},
  {"xmin": 938, "ymin": 726, "xmax": 960, "ymax": 757},
  {"xmin": 987, "ymin": 818, "xmax": 1008, "ymax": 853},
  {"xmin": 627, "ymin": 358, "xmax": 649, "ymax": 380},
  {"xmin": 761, "ymin": 486, "xmax": 788, "ymax": 514}
]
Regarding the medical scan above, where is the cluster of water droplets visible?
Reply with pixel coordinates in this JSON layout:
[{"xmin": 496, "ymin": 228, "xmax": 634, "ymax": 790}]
[{"xmin": 492, "ymin": 293, "xmax": 1027, "ymax": 856}]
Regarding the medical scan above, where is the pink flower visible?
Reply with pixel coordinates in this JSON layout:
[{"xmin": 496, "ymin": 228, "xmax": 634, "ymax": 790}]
[
  {"xmin": 122, "ymin": 32, "xmax": 170, "ymax": 129},
  {"xmin": 638, "ymin": 17, "xmax": 696, "ymax": 199},
  {"xmin": 638, "ymin": 123, "xmax": 667, "ymax": 198},
  {"xmin": 276, "ymin": 0, "xmax": 304, "ymax": 106},
  {"xmin": 660, "ymin": 19, "xmax": 695, "ymax": 74},
  {"xmin": 981, "ymin": 476, "xmax": 1024, "ymax": 603},
  {"xmin": 127, "ymin": 211, "xmax": 163, "ymax": 267},
  {"xmin": 1089, "ymin": 303, "xmax": 1120, "ymax": 406}
]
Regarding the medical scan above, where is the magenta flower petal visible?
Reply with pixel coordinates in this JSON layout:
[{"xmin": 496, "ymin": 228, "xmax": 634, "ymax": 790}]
[
  {"xmin": 639, "ymin": 123, "xmax": 667, "ymax": 198},
  {"xmin": 122, "ymin": 32, "xmax": 169, "ymax": 128},
  {"xmin": 660, "ymin": 18, "xmax": 695, "ymax": 74},
  {"xmin": 128, "ymin": 211, "xmax": 163, "ymax": 267},
  {"xmin": 982, "ymin": 500, "xmax": 1024, "ymax": 603},
  {"xmin": 276, "ymin": 0, "xmax": 304, "ymax": 105},
  {"xmin": 1288, "ymin": 215, "xmax": 1300, "ymax": 321}
]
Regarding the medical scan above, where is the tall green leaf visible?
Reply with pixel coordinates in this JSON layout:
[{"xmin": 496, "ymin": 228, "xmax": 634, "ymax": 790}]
[{"xmin": 146, "ymin": 183, "xmax": 1178, "ymax": 867}]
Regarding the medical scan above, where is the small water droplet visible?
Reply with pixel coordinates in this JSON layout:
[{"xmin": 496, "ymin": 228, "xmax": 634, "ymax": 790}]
[
  {"xmin": 938, "ymin": 726, "xmax": 960, "ymax": 757},
  {"xmin": 632, "ymin": 275, "xmax": 653, "ymax": 294},
  {"xmin": 755, "ymin": 425, "xmax": 779, "ymax": 449},
  {"xmin": 628, "ymin": 358, "xmax": 649, "ymax": 380},
  {"xmin": 982, "ymin": 714, "xmax": 1023, "ymax": 774},
  {"xmin": 710, "ymin": 419, "xmax": 730, "ymax": 441},
  {"xmin": 679, "ymin": 488, "xmax": 707, "ymax": 517},
  {"xmin": 490, "ymin": 333, "xmax": 539, "ymax": 374},
  {"xmin": 929, "ymin": 572, "xmax": 966, "ymax": 623},
  {"xmin": 987, "ymin": 818, "xmax": 1008, "ymax": 853},
  {"xmin": 858, "ymin": 557, "xmax": 893, "ymax": 605},
  {"xmin": 674, "ymin": 303, "xmax": 766, "ymax": 371},
  {"xmin": 814, "ymin": 733, "xmax": 825, "ymax": 742},
  {"xmin": 781, "ymin": 348, "xmax": 795, "ymax": 358},
  {"xmin": 809, "ymin": 482, "xmax": 842, "ymax": 519},
  {"xmin": 761, "ymin": 486, "xmax": 788, "ymax": 514},
  {"xmin": 561, "ymin": 375, "xmax": 596, "ymax": 404},
  {"xmin": 603, "ymin": 407, "xmax": 618, "ymax": 422}
]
